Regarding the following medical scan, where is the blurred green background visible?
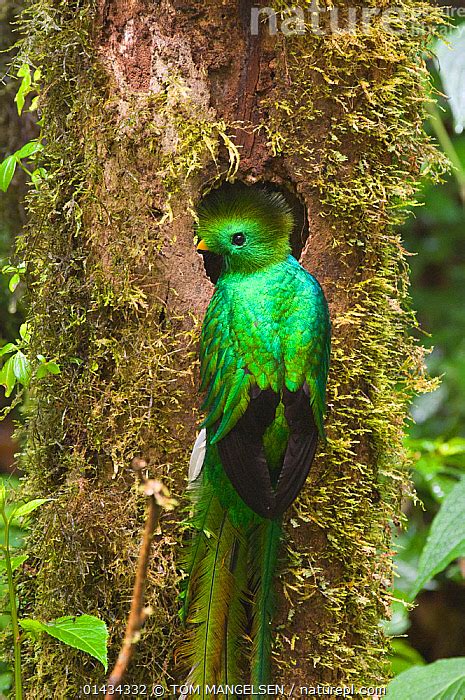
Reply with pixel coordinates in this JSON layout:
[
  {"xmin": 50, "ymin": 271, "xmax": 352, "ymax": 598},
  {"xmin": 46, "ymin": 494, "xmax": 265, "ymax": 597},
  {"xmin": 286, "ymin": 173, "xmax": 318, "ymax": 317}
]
[{"xmin": 387, "ymin": 17, "xmax": 465, "ymax": 677}]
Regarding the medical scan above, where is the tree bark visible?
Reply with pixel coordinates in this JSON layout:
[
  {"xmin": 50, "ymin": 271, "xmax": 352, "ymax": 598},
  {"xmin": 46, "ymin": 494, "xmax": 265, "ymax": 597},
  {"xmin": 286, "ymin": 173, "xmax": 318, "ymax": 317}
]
[{"xmin": 17, "ymin": 0, "xmax": 442, "ymax": 696}]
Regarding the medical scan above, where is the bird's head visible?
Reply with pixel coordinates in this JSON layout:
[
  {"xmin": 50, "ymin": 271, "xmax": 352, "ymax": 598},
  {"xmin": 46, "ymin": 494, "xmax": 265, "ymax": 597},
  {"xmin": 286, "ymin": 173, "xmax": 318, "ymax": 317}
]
[{"xmin": 196, "ymin": 186, "xmax": 294, "ymax": 273}]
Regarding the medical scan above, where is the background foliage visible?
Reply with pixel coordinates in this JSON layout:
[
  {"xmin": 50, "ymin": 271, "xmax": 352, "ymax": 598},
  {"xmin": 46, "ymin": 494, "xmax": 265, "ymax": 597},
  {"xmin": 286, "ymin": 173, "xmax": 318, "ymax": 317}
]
[{"xmin": 386, "ymin": 19, "xmax": 465, "ymax": 695}]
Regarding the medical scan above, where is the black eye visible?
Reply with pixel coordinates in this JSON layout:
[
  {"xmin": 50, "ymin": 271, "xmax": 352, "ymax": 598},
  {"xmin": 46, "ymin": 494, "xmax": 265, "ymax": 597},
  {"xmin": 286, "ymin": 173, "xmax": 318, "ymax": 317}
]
[{"xmin": 231, "ymin": 232, "xmax": 246, "ymax": 246}]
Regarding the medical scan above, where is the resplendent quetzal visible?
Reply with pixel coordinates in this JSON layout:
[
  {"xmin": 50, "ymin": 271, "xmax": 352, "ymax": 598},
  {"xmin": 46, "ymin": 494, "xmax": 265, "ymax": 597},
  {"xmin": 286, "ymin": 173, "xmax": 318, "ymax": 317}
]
[{"xmin": 180, "ymin": 186, "xmax": 330, "ymax": 696}]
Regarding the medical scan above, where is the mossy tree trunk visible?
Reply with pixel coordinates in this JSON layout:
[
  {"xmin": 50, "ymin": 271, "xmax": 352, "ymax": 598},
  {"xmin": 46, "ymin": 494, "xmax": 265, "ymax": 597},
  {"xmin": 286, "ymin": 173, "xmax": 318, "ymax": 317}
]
[{"xmin": 16, "ymin": 0, "xmax": 442, "ymax": 696}]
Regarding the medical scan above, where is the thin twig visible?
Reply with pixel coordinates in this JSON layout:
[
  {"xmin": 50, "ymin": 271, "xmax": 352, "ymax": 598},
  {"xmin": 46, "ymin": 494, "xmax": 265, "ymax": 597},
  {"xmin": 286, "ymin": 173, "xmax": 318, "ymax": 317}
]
[{"xmin": 105, "ymin": 474, "xmax": 177, "ymax": 698}]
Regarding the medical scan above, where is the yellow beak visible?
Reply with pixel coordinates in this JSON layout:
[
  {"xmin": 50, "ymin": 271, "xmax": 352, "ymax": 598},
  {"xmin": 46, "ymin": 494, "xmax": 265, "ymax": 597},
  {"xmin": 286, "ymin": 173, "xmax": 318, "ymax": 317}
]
[{"xmin": 197, "ymin": 239, "xmax": 210, "ymax": 251}]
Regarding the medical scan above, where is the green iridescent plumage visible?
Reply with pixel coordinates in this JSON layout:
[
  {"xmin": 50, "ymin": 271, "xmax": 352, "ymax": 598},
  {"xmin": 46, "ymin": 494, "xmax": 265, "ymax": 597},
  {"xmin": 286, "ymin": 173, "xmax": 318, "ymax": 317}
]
[{"xmin": 180, "ymin": 186, "xmax": 330, "ymax": 697}]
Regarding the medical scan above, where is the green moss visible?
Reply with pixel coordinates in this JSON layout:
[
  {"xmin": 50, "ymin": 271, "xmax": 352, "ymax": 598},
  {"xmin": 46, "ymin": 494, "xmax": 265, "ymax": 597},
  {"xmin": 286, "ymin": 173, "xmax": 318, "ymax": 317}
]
[{"xmin": 10, "ymin": 0, "xmax": 445, "ymax": 696}]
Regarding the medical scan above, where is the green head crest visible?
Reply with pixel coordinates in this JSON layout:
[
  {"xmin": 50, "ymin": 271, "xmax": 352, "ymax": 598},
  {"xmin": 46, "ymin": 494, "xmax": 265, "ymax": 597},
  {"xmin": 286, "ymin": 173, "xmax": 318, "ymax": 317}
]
[{"xmin": 196, "ymin": 186, "xmax": 294, "ymax": 273}]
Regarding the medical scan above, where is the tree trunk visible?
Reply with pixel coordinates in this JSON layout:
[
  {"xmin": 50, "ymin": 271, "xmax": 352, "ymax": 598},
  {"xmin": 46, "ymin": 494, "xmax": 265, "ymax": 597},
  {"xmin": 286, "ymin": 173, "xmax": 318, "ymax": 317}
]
[{"xmin": 17, "ymin": 0, "xmax": 442, "ymax": 696}]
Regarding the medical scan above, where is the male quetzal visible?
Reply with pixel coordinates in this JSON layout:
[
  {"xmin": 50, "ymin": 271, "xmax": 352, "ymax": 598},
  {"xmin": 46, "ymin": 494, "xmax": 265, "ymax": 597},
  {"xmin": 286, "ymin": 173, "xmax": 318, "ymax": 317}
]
[{"xmin": 180, "ymin": 186, "xmax": 330, "ymax": 696}]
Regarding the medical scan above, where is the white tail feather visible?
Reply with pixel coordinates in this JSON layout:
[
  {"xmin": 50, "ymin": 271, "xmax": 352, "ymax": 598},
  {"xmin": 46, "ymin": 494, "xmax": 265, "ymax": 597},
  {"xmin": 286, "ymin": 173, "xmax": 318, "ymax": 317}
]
[{"xmin": 189, "ymin": 429, "xmax": 206, "ymax": 482}]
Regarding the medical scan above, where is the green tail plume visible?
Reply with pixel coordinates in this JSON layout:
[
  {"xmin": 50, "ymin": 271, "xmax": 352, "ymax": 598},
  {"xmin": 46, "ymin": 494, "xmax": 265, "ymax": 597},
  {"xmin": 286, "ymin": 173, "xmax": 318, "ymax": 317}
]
[
  {"xmin": 250, "ymin": 518, "xmax": 282, "ymax": 692},
  {"xmin": 180, "ymin": 483, "xmax": 215, "ymax": 624},
  {"xmin": 180, "ymin": 472, "xmax": 283, "ymax": 698},
  {"xmin": 222, "ymin": 536, "xmax": 248, "ymax": 693},
  {"xmin": 180, "ymin": 477, "xmax": 248, "ymax": 698}
]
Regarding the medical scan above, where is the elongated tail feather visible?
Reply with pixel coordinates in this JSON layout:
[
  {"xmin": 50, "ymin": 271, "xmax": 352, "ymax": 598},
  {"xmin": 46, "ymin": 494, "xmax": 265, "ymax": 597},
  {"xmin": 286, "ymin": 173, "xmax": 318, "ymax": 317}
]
[
  {"xmin": 249, "ymin": 517, "xmax": 282, "ymax": 692},
  {"xmin": 180, "ymin": 483, "xmax": 246, "ymax": 698},
  {"xmin": 222, "ymin": 535, "xmax": 249, "ymax": 693},
  {"xmin": 180, "ymin": 483, "xmax": 214, "ymax": 622}
]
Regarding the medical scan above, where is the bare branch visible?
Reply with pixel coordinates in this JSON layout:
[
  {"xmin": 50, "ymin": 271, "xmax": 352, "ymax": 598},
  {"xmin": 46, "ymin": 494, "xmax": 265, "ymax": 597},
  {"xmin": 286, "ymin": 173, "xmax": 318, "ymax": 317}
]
[{"xmin": 105, "ymin": 474, "xmax": 177, "ymax": 698}]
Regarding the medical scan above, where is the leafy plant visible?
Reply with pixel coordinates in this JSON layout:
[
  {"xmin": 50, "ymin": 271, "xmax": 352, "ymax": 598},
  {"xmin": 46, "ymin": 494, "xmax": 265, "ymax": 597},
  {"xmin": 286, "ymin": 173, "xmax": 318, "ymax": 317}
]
[
  {"xmin": 0, "ymin": 54, "xmax": 109, "ymax": 699},
  {"xmin": 0, "ymin": 61, "xmax": 54, "ymax": 417},
  {"xmin": 0, "ymin": 63, "xmax": 45, "ymax": 194},
  {"xmin": 0, "ymin": 483, "xmax": 108, "ymax": 699},
  {"xmin": 14, "ymin": 64, "xmax": 41, "ymax": 117},
  {"xmin": 20, "ymin": 616, "xmax": 108, "ymax": 672},
  {"xmin": 0, "ymin": 484, "xmax": 47, "ymax": 698},
  {"xmin": 0, "ymin": 141, "xmax": 44, "ymax": 193},
  {"xmin": 0, "ymin": 321, "xmax": 60, "ymax": 406},
  {"xmin": 387, "ymin": 657, "xmax": 465, "ymax": 699},
  {"xmin": 0, "ymin": 323, "xmax": 31, "ymax": 399},
  {"xmin": 387, "ymin": 442, "xmax": 465, "ymax": 695},
  {"xmin": 1, "ymin": 262, "xmax": 26, "ymax": 295},
  {"xmin": 388, "ymin": 28, "xmax": 465, "ymax": 693},
  {"xmin": 410, "ymin": 476, "xmax": 465, "ymax": 599}
]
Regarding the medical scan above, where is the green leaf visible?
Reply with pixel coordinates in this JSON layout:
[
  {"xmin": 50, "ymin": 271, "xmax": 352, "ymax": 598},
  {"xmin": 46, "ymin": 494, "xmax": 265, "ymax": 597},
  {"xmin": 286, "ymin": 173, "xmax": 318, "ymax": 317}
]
[
  {"xmin": 0, "ymin": 670, "xmax": 12, "ymax": 693},
  {"xmin": 12, "ymin": 499, "xmax": 48, "ymax": 519},
  {"xmin": 10, "ymin": 554, "xmax": 27, "ymax": 571},
  {"xmin": 19, "ymin": 323, "xmax": 30, "ymax": 343},
  {"xmin": 15, "ymin": 65, "xmax": 31, "ymax": 116},
  {"xmin": 435, "ymin": 27, "xmax": 465, "ymax": 134},
  {"xmin": 0, "ymin": 357, "xmax": 17, "ymax": 397},
  {"xmin": 20, "ymin": 615, "xmax": 108, "ymax": 670},
  {"xmin": 390, "ymin": 639, "xmax": 425, "ymax": 676},
  {"xmin": 15, "ymin": 86, "xmax": 26, "ymax": 117},
  {"xmin": 410, "ymin": 477, "xmax": 465, "ymax": 599},
  {"xmin": 37, "ymin": 361, "xmax": 61, "ymax": 379},
  {"xmin": 0, "ymin": 156, "xmax": 17, "ymax": 192},
  {"xmin": 17, "ymin": 64, "xmax": 31, "ymax": 80},
  {"xmin": 8, "ymin": 273, "xmax": 20, "ymax": 292},
  {"xmin": 0, "ymin": 343, "xmax": 17, "ymax": 357},
  {"xmin": 12, "ymin": 351, "xmax": 31, "ymax": 386},
  {"xmin": 29, "ymin": 95, "xmax": 40, "ymax": 112},
  {"xmin": 0, "ymin": 482, "xmax": 6, "ymax": 510},
  {"xmin": 0, "ymin": 555, "xmax": 27, "ymax": 572},
  {"xmin": 15, "ymin": 141, "xmax": 43, "ymax": 160},
  {"xmin": 31, "ymin": 168, "xmax": 47, "ymax": 186},
  {"xmin": 36, "ymin": 365, "xmax": 47, "ymax": 379},
  {"xmin": 386, "ymin": 657, "xmax": 465, "ymax": 699}
]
